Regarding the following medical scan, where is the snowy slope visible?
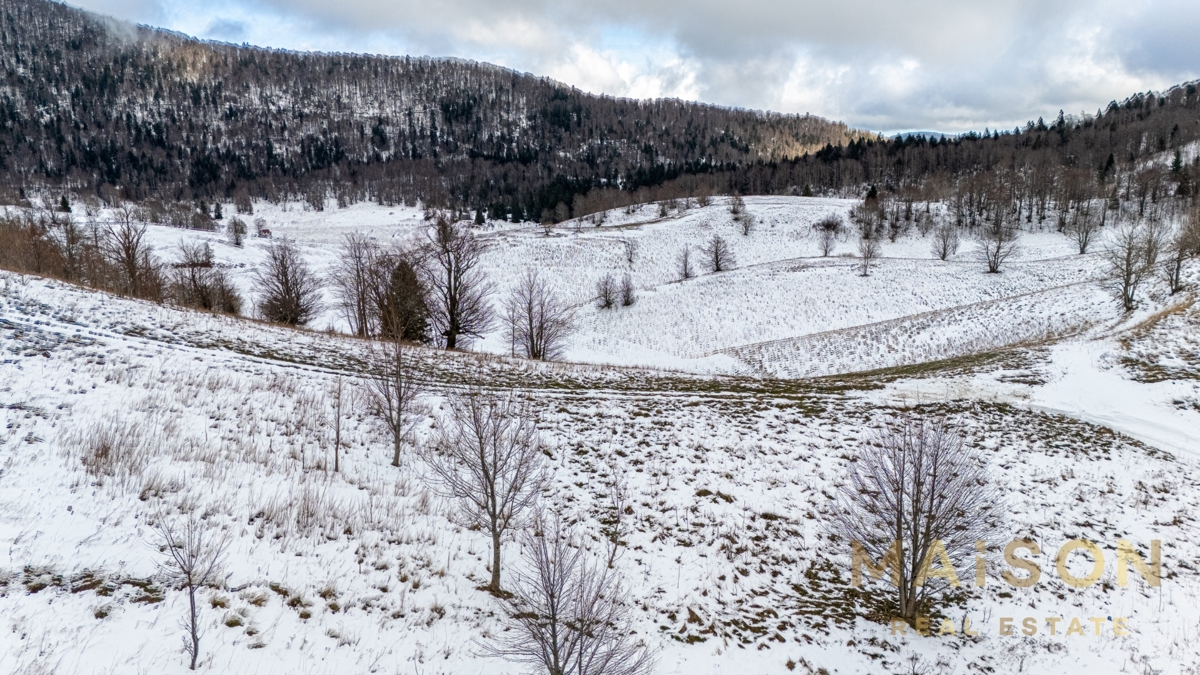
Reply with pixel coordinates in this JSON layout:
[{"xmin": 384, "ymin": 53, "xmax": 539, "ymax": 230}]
[
  {"xmin": 3, "ymin": 262, "xmax": 1200, "ymax": 674},
  {"xmin": 8, "ymin": 196, "xmax": 1109, "ymax": 378}
]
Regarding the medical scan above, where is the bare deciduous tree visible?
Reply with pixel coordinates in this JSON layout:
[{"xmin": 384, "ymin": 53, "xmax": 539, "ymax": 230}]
[
  {"xmin": 1161, "ymin": 212, "xmax": 1200, "ymax": 295},
  {"xmin": 170, "ymin": 241, "xmax": 241, "ymax": 314},
  {"xmin": 678, "ymin": 246, "xmax": 693, "ymax": 280},
  {"xmin": 486, "ymin": 515, "xmax": 656, "ymax": 675},
  {"xmin": 227, "ymin": 217, "xmax": 247, "ymax": 247},
  {"xmin": 365, "ymin": 339, "xmax": 424, "ymax": 467},
  {"xmin": 1064, "ymin": 203, "xmax": 1102, "ymax": 254},
  {"xmin": 153, "ymin": 515, "xmax": 231, "ymax": 671},
  {"xmin": 622, "ymin": 239, "xmax": 638, "ymax": 265},
  {"xmin": 739, "ymin": 212, "xmax": 754, "ymax": 236},
  {"xmin": 702, "ymin": 234, "xmax": 733, "ymax": 272},
  {"xmin": 602, "ymin": 463, "xmax": 631, "ymax": 570},
  {"xmin": 52, "ymin": 214, "xmax": 86, "ymax": 281},
  {"xmin": 425, "ymin": 218, "xmax": 493, "ymax": 349},
  {"xmin": 620, "ymin": 273, "xmax": 636, "ymax": 307},
  {"xmin": 1104, "ymin": 223, "xmax": 1164, "ymax": 311},
  {"xmin": 104, "ymin": 214, "xmax": 157, "ymax": 298},
  {"xmin": 729, "ymin": 193, "xmax": 745, "ymax": 217},
  {"xmin": 858, "ymin": 233, "xmax": 881, "ymax": 276},
  {"xmin": 976, "ymin": 214, "xmax": 1020, "ymax": 273},
  {"xmin": 332, "ymin": 232, "xmax": 377, "ymax": 337},
  {"xmin": 503, "ymin": 270, "xmax": 574, "ymax": 360},
  {"xmin": 831, "ymin": 417, "xmax": 998, "ymax": 622},
  {"xmin": 930, "ymin": 223, "xmax": 959, "ymax": 261},
  {"xmin": 596, "ymin": 273, "xmax": 616, "ymax": 309},
  {"xmin": 329, "ymin": 375, "xmax": 356, "ymax": 473},
  {"xmin": 421, "ymin": 392, "xmax": 546, "ymax": 593},
  {"xmin": 255, "ymin": 238, "xmax": 321, "ymax": 325},
  {"xmin": 815, "ymin": 215, "xmax": 841, "ymax": 257}
]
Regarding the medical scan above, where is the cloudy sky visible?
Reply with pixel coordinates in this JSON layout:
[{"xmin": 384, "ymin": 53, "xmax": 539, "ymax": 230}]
[{"xmin": 71, "ymin": 0, "xmax": 1200, "ymax": 134}]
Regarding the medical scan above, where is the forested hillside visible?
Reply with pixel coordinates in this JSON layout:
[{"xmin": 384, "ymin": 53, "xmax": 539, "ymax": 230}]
[
  {"xmin": 2, "ymin": 0, "xmax": 1200, "ymax": 222},
  {"xmin": 0, "ymin": 0, "xmax": 863, "ymax": 218}
]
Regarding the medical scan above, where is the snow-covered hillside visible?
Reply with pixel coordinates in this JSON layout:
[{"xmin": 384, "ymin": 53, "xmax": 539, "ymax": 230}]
[
  {"xmin": 7, "ymin": 196, "xmax": 1119, "ymax": 378},
  {"xmin": 2, "ymin": 195, "xmax": 1199, "ymax": 675}
]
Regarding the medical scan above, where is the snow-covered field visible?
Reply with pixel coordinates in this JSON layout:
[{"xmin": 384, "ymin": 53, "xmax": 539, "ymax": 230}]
[
  {"xmin": 7, "ymin": 196, "xmax": 1113, "ymax": 378},
  {"xmin": 2, "ymin": 196, "xmax": 1200, "ymax": 674}
]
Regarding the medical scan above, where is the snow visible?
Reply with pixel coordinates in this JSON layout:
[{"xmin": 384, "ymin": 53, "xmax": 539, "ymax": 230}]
[
  {"xmin": 13, "ymin": 196, "xmax": 1109, "ymax": 378},
  {"xmin": 2, "ymin": 196, "xmax": 1199, "ymax": 674}
]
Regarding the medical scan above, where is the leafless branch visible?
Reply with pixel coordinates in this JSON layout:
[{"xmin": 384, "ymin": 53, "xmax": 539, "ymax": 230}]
[
  {"xmin": 153, "ymin": 515, "xmax": 231, "ymax": 671},
  {"xmin": 421, "ymin": 391, "xmax": 546, "ymax": 593}
]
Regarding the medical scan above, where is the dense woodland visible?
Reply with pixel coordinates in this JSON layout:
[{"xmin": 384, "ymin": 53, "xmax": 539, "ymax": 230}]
[
  {"xmin": 0, "ymin": 0, "xmax": 866, "ymax": 220},
  {"xmin": 2, "ymin": 0, "xmax": 1200, "ymax": 226}
]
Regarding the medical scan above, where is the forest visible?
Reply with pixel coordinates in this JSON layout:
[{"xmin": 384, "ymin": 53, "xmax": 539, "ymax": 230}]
[{"xmin": 2, "ymin": 0, "xmax": 1199, "ymax": 224}]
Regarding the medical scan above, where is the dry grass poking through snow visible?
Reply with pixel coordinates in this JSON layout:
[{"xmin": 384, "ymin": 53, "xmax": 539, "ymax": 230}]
[{"xmin": 2, "ymin": 261, "xmax": 1199, "ymax": 674}]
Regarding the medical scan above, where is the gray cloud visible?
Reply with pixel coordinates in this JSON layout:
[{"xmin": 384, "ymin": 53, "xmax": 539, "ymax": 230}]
[
  {"xmin": 67, "ymin": 0, "xmax": 1200, "ymax": 133},
  {"xmin": 204, "ymin": 17, "xmax": 247, "ymax": 42}
]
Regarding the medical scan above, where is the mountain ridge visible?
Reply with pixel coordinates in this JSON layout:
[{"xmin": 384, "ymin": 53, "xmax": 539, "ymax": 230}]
[{"xmin": 0, "ymin": 0, "xmax": 867, "ymax": 217}]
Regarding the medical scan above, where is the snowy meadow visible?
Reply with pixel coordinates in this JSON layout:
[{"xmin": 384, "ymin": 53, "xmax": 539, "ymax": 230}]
[{"xmin": 1, "ymin": 195, "xmax": 1199, "ymax": 675}]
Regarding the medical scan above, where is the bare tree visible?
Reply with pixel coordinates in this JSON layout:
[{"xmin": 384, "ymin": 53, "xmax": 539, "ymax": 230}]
[
  {"xmin": 332, "ymin": 233, "xmax": 378, "ymax": 337},
  {"xmin": 486, "ymin": 515, "xmax": 656, "ymax": 675},
  {"xmin": 52, "ymin": 214, "xmax": 86, "ymax": 282},
  {"xmin": 255, "ymin": 238, "xmax": 321, "ymax": 325},
  {"xmin": 677, "ymin": 246, "xmax": 693, "ymax": 280},
  {"xmin": 702, "ymin": 234, "xmax": 734, "ymax": 272},
  {"xmin": 858, "ymin": 233, "xmax": 881, "ymax": 276},
  {"xmin": 503, "ymin": 270, "xmax": 574, "ymax": 360},
  {"xmin": 1064, "ymin": 203, "xmax": 1101, "ymax": 254},
  {"xmin": 170, "ymin": 241, "xmax": 241, "ymax": 314},
  {"xmin": 739, "ymin": 211, "xmax": 754, "ymax": 236},
  {"xmin": 153, "ymin": 515, "xmax": 231, "ymax": 671},
  {"xmin": 421, "ymin": 392, "xmax": 546, "ymax": 593},
  {"xmin": 596, "ymin": 273, "xmax": 616, "ymax": 309},
  {"xmin": 1104, "ymin": 223, "xmax": 1164, "ymax": 311},
  {"xmin": 831, "ymin": 417, "xmax": 998, "ymax": 622},
  {"xmin": 620, "ymin": 273, "xmax": 636, "ymax": 307},
  {"xmin": 329, "ymin": 375, "xmax": 355, "ymax": 473},
  {"xmin": 930, "ymin": 223, "xmax": 959, "ymax": 261},
  {"xmin": 1161, "ymin": 212, "xmax": 1200, "ymax": 295},
  {"xmin": 227, "ymin": 217, "xmax": 247, "ymax": 247},
  {"xmin": 815, "ymin": 215, "xmax": 841, "ymax": 257},
  {"xmin": 602, "ymin": 463, "xmax": 631, "ymax": 570},
  {"xmin": 425, "ymin": 218, "xmax": 493, "ymax": 350},
  {"xmin": 103, "ymin": 215, "xmax": 156, "ymax": 298},
  {"xmin": 729, "ymin": 193, "xmax": 745, "ymax": 218},
  {"xmin": 365, "ymin": 339, "xmax": 424, "ymax": 467},
  {"xmin": 622, "ymin": 239, "xmax": 638, "ymax": 265},
  {"xmin": 976, "ymin": 214, "xmax": 1020, "ymax": 273}
]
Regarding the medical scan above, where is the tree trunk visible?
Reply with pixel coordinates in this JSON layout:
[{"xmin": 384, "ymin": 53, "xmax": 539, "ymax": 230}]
[
  {"xmin": 188, "ymin": 584, "xmax": 200, "ymax": 670},
  {"xmin": 391, "ymin": 431, "xmax": 401, "ymax": 467},
  {"xmin": 490, "ymin": 528, "xmax": 502, "ymax": 593}
]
